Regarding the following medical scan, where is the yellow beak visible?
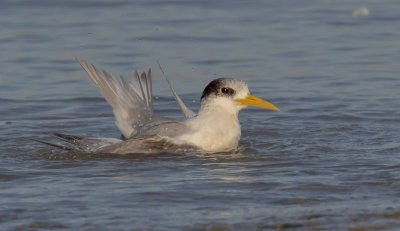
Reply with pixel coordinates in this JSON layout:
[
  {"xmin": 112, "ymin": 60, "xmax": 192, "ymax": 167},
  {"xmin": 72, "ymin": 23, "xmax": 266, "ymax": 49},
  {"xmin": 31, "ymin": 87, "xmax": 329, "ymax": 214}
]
[{"xmin": 235, "ymin": 95, "xmax": 280, "ymax": 111}]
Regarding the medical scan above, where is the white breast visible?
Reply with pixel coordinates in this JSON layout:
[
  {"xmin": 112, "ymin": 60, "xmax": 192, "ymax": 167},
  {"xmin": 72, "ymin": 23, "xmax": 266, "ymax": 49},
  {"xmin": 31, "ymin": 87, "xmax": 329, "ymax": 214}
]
[{"xmin": 173, "ymin": 109, "xmax": 241, "ymax": 152}]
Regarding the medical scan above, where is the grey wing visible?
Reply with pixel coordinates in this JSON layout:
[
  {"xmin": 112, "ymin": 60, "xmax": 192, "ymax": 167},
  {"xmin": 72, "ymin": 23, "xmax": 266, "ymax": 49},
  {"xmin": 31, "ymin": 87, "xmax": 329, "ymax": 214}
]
[
  {"xmin": 135, "ymin": 118, "xmax": 191, "ymax": 138},
  {"xmin": 77, "ymin": 58, "xmax": 156, "ymax": 138},
  {"xmin": 157, "ymin": 61, "xmax": 196, "ymax": 118}
]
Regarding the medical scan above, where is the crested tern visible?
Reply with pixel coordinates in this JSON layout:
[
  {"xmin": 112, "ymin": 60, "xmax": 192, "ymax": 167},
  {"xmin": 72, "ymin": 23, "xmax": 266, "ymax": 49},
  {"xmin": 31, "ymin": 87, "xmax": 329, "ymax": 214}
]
[{"xmin": 38, "ymin": 59, "xmax": 279, "ymax": 154}]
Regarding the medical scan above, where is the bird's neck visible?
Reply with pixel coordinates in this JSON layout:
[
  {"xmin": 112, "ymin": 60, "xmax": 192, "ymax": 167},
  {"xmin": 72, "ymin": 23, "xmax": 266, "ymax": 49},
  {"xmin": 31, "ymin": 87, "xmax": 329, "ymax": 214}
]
[{"xmin": 198, "ymin": 97, "xmax": 240, "ymax": 117}]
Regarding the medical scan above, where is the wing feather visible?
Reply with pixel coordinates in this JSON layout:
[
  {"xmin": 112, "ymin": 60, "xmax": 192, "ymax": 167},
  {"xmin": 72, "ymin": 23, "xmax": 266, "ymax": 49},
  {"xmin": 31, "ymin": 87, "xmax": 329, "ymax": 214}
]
[
  {"xmin": 156, "ymin": 61, "xmax": 196, "ymax": 118},
  {"xmin": 76, "ymin": 58, "xmax": 153, "ymax": 138}
]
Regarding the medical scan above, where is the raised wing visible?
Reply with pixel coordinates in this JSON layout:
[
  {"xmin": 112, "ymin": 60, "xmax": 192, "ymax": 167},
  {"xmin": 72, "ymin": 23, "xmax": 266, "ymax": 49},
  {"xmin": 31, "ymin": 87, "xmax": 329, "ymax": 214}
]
[
  {"xmin": 157, "ymin": 61, "xmax": 196, "ymax": 118},
  {"xmin": 77, "ymin": 58, "xmax": 154, "ymax": 138}
]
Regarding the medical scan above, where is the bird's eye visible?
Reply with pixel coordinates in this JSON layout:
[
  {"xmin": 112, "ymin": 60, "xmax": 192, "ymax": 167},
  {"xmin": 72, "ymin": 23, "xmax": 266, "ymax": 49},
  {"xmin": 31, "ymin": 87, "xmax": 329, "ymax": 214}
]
[{"xmin": 221, "ymin": 87, "xmax": 235, "ymax": 96}]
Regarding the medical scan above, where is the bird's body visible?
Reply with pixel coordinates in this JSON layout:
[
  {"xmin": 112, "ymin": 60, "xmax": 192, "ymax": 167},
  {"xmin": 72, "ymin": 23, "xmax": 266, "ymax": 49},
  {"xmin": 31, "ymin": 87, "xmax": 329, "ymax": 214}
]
[
  {"xmin": 40, "ymin": 59, "xmax": 279, "ymax": 154},
  {"xmin": 174, "ymin": 105, "xmax": 241, "ymax": 152}
]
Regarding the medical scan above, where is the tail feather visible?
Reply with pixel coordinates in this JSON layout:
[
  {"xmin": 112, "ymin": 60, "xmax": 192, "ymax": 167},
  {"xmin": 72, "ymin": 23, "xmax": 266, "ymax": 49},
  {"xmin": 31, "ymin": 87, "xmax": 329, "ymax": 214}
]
[
  {"xmin": 34, "ymin": 133, "xmax": 122, "ymax": 153},
  {"xmin": 31, "ymin": 138, "xmax": 76, "ymax": 151}
]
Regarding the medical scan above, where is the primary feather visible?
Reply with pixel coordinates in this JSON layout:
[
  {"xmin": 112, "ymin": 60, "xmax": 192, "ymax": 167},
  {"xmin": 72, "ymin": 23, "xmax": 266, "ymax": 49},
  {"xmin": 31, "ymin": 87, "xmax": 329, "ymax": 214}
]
[
  {"xmin": 77, "ymin": 58, "xmax": 154, "ymax": 138},
  {"xmin": 157, "ymin": 61, "xmax": 196, "ymax": 119}
]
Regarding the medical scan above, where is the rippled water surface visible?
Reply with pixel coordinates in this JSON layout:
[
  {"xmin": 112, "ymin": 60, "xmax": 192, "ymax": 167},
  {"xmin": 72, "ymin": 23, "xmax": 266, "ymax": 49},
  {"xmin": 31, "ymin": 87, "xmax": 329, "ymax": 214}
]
[{"xmin": 1, "ymin": 0, "xmax": 400, "ymax": 230}]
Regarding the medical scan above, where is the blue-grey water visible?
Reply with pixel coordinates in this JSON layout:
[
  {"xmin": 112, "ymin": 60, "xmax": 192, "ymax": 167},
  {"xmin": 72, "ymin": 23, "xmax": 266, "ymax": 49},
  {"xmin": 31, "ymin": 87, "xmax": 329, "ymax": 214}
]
[{"xmin": 1, "ymin": 0, "xmax": 400, "ymax": 230}]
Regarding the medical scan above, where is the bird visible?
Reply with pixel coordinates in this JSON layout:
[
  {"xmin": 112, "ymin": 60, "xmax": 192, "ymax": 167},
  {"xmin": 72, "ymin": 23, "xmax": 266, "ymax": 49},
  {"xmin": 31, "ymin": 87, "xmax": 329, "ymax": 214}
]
[{"xmin": 37, "ymin": 58, "xmax": 279, "ymax": 154}]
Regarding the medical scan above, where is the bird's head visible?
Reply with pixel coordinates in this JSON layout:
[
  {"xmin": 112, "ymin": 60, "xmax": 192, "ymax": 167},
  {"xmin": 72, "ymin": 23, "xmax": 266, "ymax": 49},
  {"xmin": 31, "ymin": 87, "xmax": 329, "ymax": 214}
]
[{"xmin": 200, "ymin": 78, "xmax": 279, "ymax": 115}]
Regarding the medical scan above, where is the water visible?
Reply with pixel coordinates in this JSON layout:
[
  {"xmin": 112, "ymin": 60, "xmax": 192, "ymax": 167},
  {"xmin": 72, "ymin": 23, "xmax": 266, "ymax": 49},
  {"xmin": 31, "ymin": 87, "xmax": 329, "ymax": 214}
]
[{"xmin": 1, "ymin": 0, "xmax": 400, "ymax": 230}]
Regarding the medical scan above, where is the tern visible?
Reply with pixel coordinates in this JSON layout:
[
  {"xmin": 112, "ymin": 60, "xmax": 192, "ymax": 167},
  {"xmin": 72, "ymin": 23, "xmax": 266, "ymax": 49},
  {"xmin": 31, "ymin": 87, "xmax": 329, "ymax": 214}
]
[{"xmin": 37, "ymin": 59, "xmax": 279, "ymax": 154}]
